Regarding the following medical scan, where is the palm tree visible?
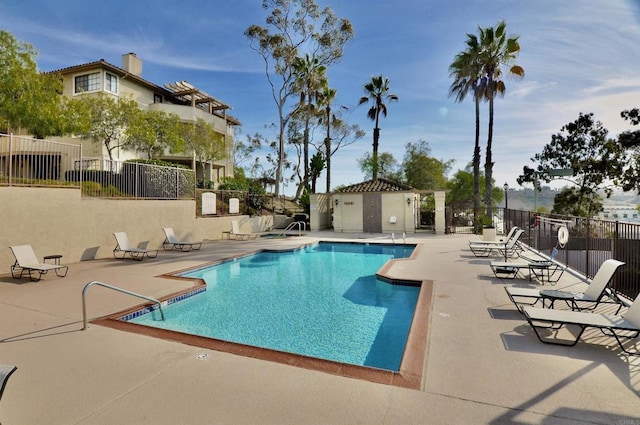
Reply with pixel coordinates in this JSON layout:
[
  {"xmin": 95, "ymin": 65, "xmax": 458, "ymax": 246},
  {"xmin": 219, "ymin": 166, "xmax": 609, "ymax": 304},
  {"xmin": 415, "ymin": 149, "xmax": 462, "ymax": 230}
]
[
  {"xmin": 291, "ymin": 53, "xmax": 327, "ymax": 199},
  {"xmin": 358, "ymin": 75, "xmax": 398, "ymax": 180},
  {"xmin": 317, "ymin": 84, "xmax": 337, "ymax": 192},
  {"xmin": 449, "ymin": 36, "xmax": 485, "ymax": 224},
  {"xmin": 478, "ymin": 20, "xmax": 524, "ymax": 217}
]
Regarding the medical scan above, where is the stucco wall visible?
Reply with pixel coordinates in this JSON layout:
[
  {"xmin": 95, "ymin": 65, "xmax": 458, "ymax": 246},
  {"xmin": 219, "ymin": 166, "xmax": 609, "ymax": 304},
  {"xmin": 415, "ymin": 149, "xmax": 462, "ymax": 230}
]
[
  {"xmin": 0, "ymin": 187, "xmax": 269, "ymax": 272},
  {"xmin": 331, "ymin": 192, "xmax": 417, "ymax": 233},
  {"xmin": 381, "ymin": 192, "xmax": 416, "ymax": 234},
  {"xmin": 332, "ymin": 193, "xmax": 363, "ymax": 232},
  {"xmin": 309, "ymin": 193, "xmax": 331, "ymax": 231}
]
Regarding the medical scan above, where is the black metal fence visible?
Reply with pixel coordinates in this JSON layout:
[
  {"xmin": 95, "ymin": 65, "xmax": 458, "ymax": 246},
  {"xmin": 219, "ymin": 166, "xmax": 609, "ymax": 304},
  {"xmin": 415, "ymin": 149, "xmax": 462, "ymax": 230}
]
[{"xmin": 505, "ymin": 208, "xmax": 640, "ymax": 300}]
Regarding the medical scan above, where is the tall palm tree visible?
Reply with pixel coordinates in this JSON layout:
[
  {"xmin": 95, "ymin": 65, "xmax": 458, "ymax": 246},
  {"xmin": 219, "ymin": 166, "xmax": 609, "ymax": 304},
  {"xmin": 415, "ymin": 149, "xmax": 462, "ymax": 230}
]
[
  {"xmin": 449, "ymin": 36, "xmax": 485, "ymax": 223},
  {"xmin": 478, "ymin": 20, "xmax": 524, "ymax": 217},
  {"xmin": 291, "ymin": 53, "xmax": 327, "ymax": 199},
  {"xmin": 317, "ymin": 84, "xmax": 337, "ymax": 192},
  {"xmin": 358, "ymin": 75, "xmax": 398, "ymax": 180}
]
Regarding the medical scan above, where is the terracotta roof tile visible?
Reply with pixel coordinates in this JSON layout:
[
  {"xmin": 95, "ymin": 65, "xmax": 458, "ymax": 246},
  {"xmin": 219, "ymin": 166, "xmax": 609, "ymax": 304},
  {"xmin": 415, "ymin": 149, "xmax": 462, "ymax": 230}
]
[{"xmin": 337, "ymin": 179, "xmax": 414, "ymax": 193}]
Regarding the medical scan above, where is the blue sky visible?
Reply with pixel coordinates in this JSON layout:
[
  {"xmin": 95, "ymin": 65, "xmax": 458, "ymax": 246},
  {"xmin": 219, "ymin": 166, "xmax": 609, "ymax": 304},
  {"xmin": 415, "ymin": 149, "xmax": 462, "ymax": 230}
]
[{"xmin": 3, "ymin": 0, "xmax": 640, "ymax": 195}]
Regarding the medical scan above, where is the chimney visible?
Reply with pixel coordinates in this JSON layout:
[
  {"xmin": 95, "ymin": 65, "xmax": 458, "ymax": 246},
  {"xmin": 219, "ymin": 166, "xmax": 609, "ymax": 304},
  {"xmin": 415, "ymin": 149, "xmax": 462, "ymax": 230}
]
[{"xmin": 121, "ymin": 52, "xmax": 142, "ymax": 76}]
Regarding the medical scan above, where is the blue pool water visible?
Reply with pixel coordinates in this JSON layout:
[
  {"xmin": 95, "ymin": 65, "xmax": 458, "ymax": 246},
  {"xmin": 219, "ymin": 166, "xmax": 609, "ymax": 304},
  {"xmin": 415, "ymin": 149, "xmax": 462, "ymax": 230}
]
[{"xmin": 129, "ymin": 242, "xmax": 419, "ymax": 371}]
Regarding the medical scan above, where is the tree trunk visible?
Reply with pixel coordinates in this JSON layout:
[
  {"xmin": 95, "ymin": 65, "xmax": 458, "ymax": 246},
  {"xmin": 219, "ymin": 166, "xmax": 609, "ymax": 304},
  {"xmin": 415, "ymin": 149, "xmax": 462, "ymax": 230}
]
[
  {"xmin": 274, "ymin": 113, "xmax": 285, "ymax": 196},
  {"xmin": 325, "ymin": 107, "xmax": 331, "ymax": 193},
  {"xmin": 372, "ymin": 127, "xmax": 380, "ymax": 180},
  {"xmin": 473, "ymin": 96, "xmax": 481, "ymax": 227},
  {"xmin": 485, "ymin": 97, "xmax": 494, "ymax": 218},
  {"xmin": 303, "ymin": 113, "xmax": 310, "ymax": 191}
]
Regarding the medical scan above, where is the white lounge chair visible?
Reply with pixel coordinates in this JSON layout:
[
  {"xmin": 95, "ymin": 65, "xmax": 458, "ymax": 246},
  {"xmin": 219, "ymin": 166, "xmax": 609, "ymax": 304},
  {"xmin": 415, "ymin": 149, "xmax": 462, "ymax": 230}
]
[
  {"xmin": 113, "ymin": 232, "xmax": 158, "ymax": 261},
  {"xmin": 469, "ymin": 229, "xmax": 524, "ymax": 257},
  {"xmin": 504, "ymin": 259, "xmax": 625, "ymax": 313},
  {"xmin": 523, "ymin": 292, "xmax": 640, "ymax": 356},
  {"xmin": 162, "ymin": 228, "xmax": 202, "ymax": 252},
  {"xmin": 469, "ymin": 226, "xmax": 519, "ymax": 245},
  {"xmin": 229, "ymin": 220, "xmax": 258, "ymax": 240},
  {"xmin": 490, "ymin": 247, "xmax": 566, "ymax": 283},
  {"xmin": 0, "ymin": 364, "xmax": 17, "ymax": 402},
  {"xmin": 9, "ymin": 245, "xmax": 68, "ymax": 282}
]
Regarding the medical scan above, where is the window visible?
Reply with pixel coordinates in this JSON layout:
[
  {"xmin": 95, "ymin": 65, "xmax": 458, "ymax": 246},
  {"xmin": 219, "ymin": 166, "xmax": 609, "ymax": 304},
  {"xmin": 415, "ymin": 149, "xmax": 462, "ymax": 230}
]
[
  {"xmin": 154, "ymin": 94, "xmax": 163, "ymax": 103},
  {"xmin": 105, "ymin": 72, "xmax": 118, "ymax": 94},
  {"xmin": 74, "ymin": 72, "xmax": 101, "ymax": 93}
]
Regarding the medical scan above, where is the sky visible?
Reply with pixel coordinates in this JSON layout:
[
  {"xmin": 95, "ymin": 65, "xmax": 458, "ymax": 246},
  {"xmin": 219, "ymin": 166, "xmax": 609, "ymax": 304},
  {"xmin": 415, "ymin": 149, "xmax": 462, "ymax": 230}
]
[{"xmin": 2, "ymin": 0, "xmax": 640, "ymax": 196}]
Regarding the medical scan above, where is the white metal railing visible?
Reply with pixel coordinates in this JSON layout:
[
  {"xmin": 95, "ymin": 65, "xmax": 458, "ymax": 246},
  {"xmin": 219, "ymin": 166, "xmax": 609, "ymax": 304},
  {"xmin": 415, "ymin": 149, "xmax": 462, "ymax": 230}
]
[
  {"xmin": 77, "ymin": 157, "xmax": 195, "ymax": 199},
  {"xmin": 0, "ymin": 133, "xmax": 81, "ymax": 187},
  {"xmin": 0, "ymin": 133, "xmax": 195, "ymax": 199},
  {"xmin": 278, "ymin": 220, "xmax": 306, "ymax": 237},
  {"xmin": 81, "ymin": 281, "xmax": 165, "ymax": 330}
]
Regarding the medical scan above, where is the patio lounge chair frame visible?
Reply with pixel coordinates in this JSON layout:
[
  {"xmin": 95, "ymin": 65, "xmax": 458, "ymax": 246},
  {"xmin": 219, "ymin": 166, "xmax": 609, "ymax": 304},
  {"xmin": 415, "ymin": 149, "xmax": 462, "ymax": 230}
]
[
  {"xmin": 0, "ymin": 364, "xmax": 17, "ymax": 402},
  {"xmin": 504, "ymin": 259, "xmax": 625, "ymax": 313},
  {"xmin": 469, "ymin": 229, "xmax": 524, "ymax": 258},
  {"xmin": 490, "ymin": 248, "xmax": 566, "ymax": 283},
  {"xmin": 162, "ymin": 228, "xmax": 202, "ymax": 252},
  {"xmin": 491, "ymin": 260, "xmax": 565, "ymax": 283},
  {"xmin": 9, "ymin": 245, "xmax": 69, "ymax": 282},
  {"xmin": 469, "ymin": 226, "xmax": 519, "ymax": 246},
  {"xmin": 229, "ymin": 220, "xmax": 258, "ymax": 240},
  {"xmin": 522, "ymin": 292, "xmax": 640, "ymax": 356},
  {"xmin": 113, "ymin": 232, "xmax": 158, "ymax": 261}
]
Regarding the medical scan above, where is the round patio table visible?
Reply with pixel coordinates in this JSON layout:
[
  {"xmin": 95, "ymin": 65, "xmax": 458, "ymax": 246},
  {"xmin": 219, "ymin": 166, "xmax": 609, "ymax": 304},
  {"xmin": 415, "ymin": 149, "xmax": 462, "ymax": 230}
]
[{"xmin": 540, "ymin": 289, "xmax": 574, "ymax": 309}]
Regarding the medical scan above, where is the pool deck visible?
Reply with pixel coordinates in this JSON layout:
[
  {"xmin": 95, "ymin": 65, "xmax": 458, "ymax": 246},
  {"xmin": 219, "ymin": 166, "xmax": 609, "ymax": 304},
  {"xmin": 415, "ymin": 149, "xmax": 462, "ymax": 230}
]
[{"xmin": 1, "ymin": 232, "xmax": 639, "ymax": 424}]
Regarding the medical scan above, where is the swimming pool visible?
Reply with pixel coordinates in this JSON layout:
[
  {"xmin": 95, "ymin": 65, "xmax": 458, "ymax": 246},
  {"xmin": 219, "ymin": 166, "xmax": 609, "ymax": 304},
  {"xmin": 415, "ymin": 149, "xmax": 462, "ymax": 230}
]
[{"xmin": 127, "ymin": 242, "xmax": 420, "ymax": 371}]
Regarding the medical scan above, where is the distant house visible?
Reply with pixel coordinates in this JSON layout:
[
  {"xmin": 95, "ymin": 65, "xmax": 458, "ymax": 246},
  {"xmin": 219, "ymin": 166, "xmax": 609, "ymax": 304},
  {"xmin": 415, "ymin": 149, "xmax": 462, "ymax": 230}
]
[
  {"xmin": 597, "ymin": 204, "xmax": 640, "ymax": 223},
  {"xmin": 50, "ymin": 53, "xmax": 240, "ymax": 185}
]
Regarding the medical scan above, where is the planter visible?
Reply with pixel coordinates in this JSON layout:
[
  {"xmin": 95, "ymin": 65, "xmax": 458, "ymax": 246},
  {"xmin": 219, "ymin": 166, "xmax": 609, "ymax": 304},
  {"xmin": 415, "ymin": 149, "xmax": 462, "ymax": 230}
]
[{"xmin": 482, "ymin": 226, "xmax": 496, "ymax": 241}]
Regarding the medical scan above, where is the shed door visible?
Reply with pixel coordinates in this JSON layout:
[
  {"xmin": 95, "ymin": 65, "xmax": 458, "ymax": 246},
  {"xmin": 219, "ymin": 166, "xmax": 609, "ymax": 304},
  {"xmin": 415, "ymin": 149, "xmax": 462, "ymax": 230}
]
[{"xmin": 363, "ymin": 193, "xmax": 382, "ymax": 233}]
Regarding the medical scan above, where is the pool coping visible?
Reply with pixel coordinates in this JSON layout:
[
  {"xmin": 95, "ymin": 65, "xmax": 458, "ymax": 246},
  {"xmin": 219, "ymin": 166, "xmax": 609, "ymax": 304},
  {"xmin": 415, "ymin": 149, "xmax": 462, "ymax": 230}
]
[{"xmin": 92, "ymin": 243, "xmax": 432, "ymax": 390}]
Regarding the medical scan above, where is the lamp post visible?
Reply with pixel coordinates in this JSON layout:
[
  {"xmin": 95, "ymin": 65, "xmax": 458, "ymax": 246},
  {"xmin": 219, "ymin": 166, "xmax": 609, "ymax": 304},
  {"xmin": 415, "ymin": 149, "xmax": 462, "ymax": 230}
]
[{"xmin": 503, "ymin": 182, "xmax": 509, "ymax": 234}]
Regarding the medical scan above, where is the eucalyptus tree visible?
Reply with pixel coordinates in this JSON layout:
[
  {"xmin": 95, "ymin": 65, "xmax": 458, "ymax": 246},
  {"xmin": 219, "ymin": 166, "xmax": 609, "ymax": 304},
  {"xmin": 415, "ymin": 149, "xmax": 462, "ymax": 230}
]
[
  {"xmin": 358, "ymin": 75, "xmax": 398, "ymax": 180},
  {"xmin": 449, "ymin": 36, "xmax": 484, "ymax": 221},
  {"xmin": 245, "ymin": 0, "xmax": 354, "ymax": 195},
  {"xmin": 291, "ymin": 53, "xmax": 327, "ymax": 198},
  {"xmin": 477, "ymin": 20, "xmax": 524, "ymax": 216}
]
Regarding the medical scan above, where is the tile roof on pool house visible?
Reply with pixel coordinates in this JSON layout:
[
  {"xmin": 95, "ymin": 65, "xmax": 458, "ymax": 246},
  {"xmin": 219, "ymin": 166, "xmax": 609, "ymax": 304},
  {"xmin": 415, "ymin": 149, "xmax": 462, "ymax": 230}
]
[{"xmin": 336, "ymin": 178, "xmax": 415, "ymax": 193}]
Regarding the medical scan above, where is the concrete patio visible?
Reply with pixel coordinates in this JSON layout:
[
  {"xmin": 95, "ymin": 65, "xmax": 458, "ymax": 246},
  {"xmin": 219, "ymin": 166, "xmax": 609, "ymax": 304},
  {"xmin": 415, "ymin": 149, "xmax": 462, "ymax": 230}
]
[{"xmin": 1, "ymin": 232, "xmax": 639, "ymax": 424}]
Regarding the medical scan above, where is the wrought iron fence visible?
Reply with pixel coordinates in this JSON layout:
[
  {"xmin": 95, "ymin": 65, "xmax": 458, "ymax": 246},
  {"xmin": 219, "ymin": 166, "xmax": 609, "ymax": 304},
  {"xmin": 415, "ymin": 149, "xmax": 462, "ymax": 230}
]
[
  {"xmin": 0, "ymin": 133, "xmax": 195, "ymax": 199},
  {"xmin": 505, "ymin": 208, "xmax": 640, "ymax": 300}
]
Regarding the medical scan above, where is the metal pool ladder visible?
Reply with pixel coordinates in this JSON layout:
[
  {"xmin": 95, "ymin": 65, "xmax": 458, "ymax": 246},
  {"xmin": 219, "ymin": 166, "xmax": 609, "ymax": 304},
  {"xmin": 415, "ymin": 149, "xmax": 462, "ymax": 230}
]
[
  {"xmin": 277, "ymin": 220, "xmax": 306, "ymax": 237},
  {"xmin": 81, "ymin": 280, "xmax": 165, "ymax": 330}
]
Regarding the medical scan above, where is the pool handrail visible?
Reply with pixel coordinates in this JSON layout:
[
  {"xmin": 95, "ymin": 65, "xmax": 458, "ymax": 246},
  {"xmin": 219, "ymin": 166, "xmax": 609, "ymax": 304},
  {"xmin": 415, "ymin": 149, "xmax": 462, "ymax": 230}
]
[
  {"xmin": 278, "ymin": 220, "xmax": 306, "ymax": 237},
  {"xmin": 81, "ymin": 280, "xmax": 165, "ymax": 330}
]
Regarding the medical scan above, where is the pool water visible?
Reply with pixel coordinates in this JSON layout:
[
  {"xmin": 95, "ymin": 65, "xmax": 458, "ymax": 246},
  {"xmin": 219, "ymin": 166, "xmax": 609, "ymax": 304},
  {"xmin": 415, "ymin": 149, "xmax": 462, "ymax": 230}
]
[{"xmin": 129, "ymin": 242, "xmax": 419, "ymax": 371}]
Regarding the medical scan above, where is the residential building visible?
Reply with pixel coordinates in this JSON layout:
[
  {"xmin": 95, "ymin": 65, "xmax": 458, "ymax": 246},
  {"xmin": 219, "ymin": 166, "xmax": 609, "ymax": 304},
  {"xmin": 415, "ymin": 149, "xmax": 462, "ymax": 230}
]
[
  {"xmin": 51, "ymin": 52, "xmax": 240, "ymax": 185},
  {"xmin": 597, "ymin": 204, "xmax": 640, "ymax": 223}
]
